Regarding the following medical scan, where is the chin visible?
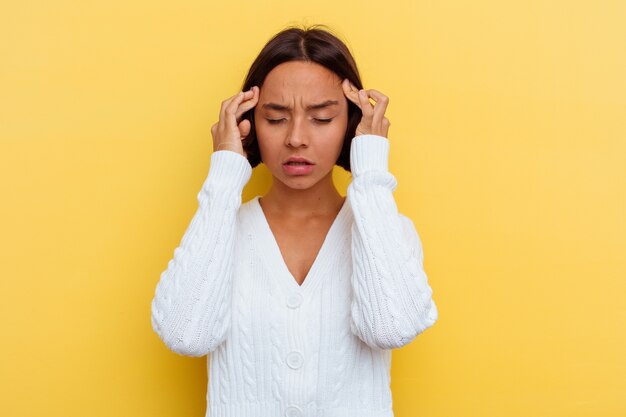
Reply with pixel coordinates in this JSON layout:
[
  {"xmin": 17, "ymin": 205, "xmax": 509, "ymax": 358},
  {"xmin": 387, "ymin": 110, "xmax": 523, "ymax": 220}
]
[{"xmin": 279, "ymin": 178, "xmax": 317, "ymax": 190}]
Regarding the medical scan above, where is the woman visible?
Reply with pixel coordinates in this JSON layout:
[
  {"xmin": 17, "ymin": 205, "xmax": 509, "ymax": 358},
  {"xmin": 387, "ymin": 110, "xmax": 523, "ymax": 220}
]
[{"xmin": 151, "ymin": 24, "xmax": 438, "ymax": 417}]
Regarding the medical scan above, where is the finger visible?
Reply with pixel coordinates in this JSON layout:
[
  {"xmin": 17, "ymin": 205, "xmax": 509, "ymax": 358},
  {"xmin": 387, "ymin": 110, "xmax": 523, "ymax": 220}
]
[
  {"xmin": 235, "ymin": 86, "xmax": 259, "ymax": 121},
  {"xmin": 365, "ymin": 89, "xmax": 389, "ymax": 129},
  {"xmin": 358, "ymin": 89, "xmax": 374, "ymax": 121},
  {"xmin": 382, "ymin": 117, "xmax": 390, "ymax": 138},
  {"xmin": 224, "ymin": 91, "xmax": 247, "ymax": 132},
  {"xmin": 219, "ymin": 91, "xmax": 242, "ymax": 130}
]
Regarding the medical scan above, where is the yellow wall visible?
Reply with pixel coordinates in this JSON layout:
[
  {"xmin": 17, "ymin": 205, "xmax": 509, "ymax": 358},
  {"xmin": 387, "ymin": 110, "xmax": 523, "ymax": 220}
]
[{"xmin": 1, "ymin": 1, "xmax": 624, "ymax": 416}]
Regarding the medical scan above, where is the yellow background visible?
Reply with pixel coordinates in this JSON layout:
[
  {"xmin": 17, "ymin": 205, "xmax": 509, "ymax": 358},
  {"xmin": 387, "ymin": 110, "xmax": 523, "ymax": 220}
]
[{"xmin": 1, "ymin": 1, "xmax": 624, "ymax": 416}]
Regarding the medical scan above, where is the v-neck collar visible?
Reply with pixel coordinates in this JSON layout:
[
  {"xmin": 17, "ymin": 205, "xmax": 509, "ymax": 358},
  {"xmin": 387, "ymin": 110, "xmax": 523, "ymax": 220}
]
[{"xmin": 251, "ymin": 195, "xmax": 350, "ymax": 295}]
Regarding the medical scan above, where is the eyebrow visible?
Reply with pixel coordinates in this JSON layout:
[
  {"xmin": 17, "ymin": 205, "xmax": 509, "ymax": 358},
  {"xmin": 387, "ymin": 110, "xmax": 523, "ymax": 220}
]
[{"xmin": 261, "ymin": 100, "xmax": 339, "ymax": 111}]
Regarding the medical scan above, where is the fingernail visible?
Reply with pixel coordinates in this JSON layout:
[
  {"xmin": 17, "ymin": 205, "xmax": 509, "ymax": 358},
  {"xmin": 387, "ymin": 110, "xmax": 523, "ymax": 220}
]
[{"xmin": 359, "ymin": 90, "xmax": 366, "ymax": 98}]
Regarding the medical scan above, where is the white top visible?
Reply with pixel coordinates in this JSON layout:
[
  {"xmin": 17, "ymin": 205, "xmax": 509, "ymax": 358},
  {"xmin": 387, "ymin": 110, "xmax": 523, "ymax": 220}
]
[{"xmin": 151, "ymin": 134, "xmax": 439, "ymax": 417}]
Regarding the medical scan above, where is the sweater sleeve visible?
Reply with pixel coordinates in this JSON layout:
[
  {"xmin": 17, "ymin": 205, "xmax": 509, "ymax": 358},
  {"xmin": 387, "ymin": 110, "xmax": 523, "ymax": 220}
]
[
  {"xmin": 150, "ymin": 150, "xmax": 252, "ymax": 357},
  {"xmin": 347, "ymin": 134, "xmax": 438, "ymax": 350}
]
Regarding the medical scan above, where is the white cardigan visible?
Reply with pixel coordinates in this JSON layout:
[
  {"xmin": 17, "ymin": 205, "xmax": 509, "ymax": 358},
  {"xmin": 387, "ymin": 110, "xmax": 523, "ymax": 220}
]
[{"xmin": 151, "ymin": 134, "xmax": 438, "ymax": 417}]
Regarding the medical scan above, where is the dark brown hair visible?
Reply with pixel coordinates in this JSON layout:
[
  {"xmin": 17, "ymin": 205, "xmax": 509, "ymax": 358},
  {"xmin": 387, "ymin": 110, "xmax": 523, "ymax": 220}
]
[{"xmin": 240, "ymin": 24, "xmax": 364, "ymax": 172}]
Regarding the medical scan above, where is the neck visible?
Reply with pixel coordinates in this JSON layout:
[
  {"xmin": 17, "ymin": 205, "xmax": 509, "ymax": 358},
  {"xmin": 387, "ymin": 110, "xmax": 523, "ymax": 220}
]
[{"xmin": 259, "ymin": 172, "xmax": 345, "ymax": 219}]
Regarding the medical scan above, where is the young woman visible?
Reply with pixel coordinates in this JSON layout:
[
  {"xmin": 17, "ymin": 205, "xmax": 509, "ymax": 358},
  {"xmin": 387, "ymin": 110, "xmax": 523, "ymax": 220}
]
[{"xmin": 151, "ymin": 24, "xmax": 438, "ymax": 417}]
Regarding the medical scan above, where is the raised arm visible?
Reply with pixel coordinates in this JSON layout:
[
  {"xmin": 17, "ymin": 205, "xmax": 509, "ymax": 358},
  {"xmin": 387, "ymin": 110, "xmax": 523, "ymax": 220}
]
[
  {"xmin": 347, "ymin": 134, "xmax": 438, "ymax": 350},
  {"xmin": 150, "ymin": 150, "xmax": 252, "ymax": 356}
]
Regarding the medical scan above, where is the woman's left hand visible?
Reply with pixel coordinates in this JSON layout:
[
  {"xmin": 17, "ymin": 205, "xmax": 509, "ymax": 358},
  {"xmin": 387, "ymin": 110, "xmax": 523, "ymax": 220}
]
[{"xmin": 342, "ymin": 78, "xmax": 391, "ymax": 139}]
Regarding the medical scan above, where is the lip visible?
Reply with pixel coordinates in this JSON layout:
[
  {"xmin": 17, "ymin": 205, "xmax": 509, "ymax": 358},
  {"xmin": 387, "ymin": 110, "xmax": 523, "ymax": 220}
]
[
  {"xmin": 282, "ymin": 156, "xmax": 315, "ymax": 165},
  {"xmin": 282, "ymin": 156, "xmax": 315, "ymax": 176}
]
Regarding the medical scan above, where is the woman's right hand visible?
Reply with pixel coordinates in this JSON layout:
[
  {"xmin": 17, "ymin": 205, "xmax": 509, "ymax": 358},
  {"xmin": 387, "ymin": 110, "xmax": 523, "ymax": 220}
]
[{"xmin": 211, "ymin": 86, "xmax": 260, "ymax": 158}]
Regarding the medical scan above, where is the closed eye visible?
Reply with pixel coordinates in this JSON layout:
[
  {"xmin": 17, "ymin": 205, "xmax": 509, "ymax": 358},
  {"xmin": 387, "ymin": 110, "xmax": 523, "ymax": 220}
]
[{"xmin": 265, "ymin": 118, "xmax": 334, "ymax": 124}]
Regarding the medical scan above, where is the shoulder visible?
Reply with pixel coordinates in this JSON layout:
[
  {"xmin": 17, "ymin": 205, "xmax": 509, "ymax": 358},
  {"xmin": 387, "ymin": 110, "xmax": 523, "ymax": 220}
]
[
  {"xmin": 398, "ymin": 212, "xmax": 417, "ymax": 231},
  {"xmin": 236, "ymin": 196, "xmax": 263, "ymax": 234},
  {"xmin": 240, "ymin": 196, "xmax": 257, "ymax": 212},
  {"xmin": 238, "ymin": 196, "xmax": 257, "ymax": 220},
  {"xmin": 397, "ymin": 212, "xmax": 423, "ymax": 245}
]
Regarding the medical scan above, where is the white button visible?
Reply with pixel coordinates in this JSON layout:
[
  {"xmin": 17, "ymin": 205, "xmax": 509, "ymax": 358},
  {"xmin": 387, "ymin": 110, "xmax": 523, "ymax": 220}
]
[
  {"xmin": 286, "ymin": 351, "xmax": 304, "ymax": 369},
  {"xmin": 285, "ymin": 405, "xmax": 303, "ymax": 417},
  {"xmin": 286, "ymin": 292, "xmax": 303, "ymax": 308}
]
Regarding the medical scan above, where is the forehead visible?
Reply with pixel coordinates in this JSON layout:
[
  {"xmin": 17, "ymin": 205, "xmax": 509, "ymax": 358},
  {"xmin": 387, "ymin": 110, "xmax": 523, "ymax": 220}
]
[{"xmin": 260, "ymin": 61, "xmax": 343, "ymax": 100}]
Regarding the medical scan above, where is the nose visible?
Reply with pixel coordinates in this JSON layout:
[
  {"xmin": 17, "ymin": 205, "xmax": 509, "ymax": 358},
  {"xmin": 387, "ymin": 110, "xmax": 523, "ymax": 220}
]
[{"xmin": 284, "ymin": 116, "xmax": 309, "ymax": 148}]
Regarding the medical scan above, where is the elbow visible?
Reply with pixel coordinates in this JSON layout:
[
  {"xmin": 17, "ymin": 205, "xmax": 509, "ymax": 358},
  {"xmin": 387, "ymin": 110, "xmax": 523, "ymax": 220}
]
[
  {"xmin": 168, "ymin": 340, "xmax": 214, "ymax": 358},
  {"xmin": 412, "ymin": 298, "xmax": 439, "ymax": 338},
  {"xmin": 161, "ymin": 336, "xmax": 211, "ymax": 357},
  {"xmin": 405, "ymin": 297, "xmax": 439, "ymax": 341},
  {"xmin": 349, "ymin": 314, "xmax": 410, "ymax": 351},
  {"xmin": 350, "ymin": 299, "xmax": 439, "ymax": 351},
  {"xmin": 150, "ymin": 301, "xmax": 228, "ymax": 357},
  {"xmin": 350, "ymin": 319, "xmax": 412, "ymax": 350},
  {"xmin": 388, "ymin": 301, "xmax": 440, "ymax": 349},
  {"xmin": 151, "ymin": 315, "xmax": 222, "ymax": 357}
]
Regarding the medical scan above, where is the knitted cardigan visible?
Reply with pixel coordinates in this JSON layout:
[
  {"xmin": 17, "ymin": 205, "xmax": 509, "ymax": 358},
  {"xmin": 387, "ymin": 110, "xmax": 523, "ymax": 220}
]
[{"xmin": 151, "ymin": 134, "xmax": 438, "ymax": 417}]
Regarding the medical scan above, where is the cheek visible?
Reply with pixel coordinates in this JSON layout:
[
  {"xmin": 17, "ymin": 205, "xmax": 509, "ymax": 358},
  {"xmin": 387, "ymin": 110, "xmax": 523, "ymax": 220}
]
[
  {"xmin": 315, "ymin": 127, "xmax": 346, "ymax": 163},
  {"xmin": 255, "ymin": 124, "xmax": 279, "ymax": 150},
  {"xmin": 329, "ymin": 115, "xmax": 349, "ymax": 143},
  {"xmin": 254, "ymin": 127, "xmax": 281, "ymax": 165}
]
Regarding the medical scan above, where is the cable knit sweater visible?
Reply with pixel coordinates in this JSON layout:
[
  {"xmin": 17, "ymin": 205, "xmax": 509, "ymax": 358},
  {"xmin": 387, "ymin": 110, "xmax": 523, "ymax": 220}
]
[{"xmin": 151, "ymin": 134, "xmax": 438, "ymax": 417}]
